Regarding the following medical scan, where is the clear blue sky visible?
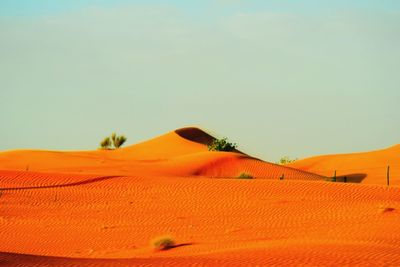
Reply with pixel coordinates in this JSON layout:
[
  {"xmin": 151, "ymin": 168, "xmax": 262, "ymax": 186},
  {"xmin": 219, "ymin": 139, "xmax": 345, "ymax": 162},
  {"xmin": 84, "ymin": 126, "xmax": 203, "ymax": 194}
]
[{"xmin": 1, "ymin": 0, "xmax": 399, "ymax": 161}]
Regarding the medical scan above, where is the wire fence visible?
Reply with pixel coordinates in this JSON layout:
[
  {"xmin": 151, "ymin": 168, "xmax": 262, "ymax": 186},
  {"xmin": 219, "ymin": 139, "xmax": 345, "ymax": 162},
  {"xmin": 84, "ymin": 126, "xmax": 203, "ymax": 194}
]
[{"xmin": 308, "ymin": 164, "xmax": 400, "ymax": 186}]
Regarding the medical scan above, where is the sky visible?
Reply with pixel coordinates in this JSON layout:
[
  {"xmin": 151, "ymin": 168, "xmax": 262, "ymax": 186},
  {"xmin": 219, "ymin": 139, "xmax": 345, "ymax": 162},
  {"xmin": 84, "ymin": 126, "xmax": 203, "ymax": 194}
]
[{"xmin": 1, "ymin": 0, "xmax": 399, "ymax": 161}]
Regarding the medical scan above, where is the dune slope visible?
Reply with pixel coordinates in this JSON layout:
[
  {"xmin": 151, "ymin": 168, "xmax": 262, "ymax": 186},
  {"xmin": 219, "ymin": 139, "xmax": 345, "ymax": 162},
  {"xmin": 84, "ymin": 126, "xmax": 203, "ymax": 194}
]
[
  {"xmin": 0, "ymin": 127, "xmax": 324, "ymax": 181},
  {"xmin": 289, "ymin": 144, "xmax": 400, "ymax": 185}
]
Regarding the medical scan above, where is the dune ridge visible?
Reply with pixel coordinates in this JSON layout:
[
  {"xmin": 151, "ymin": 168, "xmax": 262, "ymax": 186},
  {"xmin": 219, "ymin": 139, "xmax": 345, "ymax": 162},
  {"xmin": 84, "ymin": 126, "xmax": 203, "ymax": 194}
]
[{"xmin": 0, "ymin": 127, "xmax": 324, "ymax": 181}]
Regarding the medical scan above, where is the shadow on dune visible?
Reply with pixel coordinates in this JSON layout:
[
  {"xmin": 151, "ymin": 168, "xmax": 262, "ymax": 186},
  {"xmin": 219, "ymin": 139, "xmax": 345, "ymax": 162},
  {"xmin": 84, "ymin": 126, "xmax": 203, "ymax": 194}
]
[
  {"xmin": 158, "ymin": 242, "xmax": 193, "ymax": 251},
  {"xmin": 0, "ymin": 252, "xmax": 138, "ymax": 267},
  {"xmin": 175, "ymin": 127, "xmax": 216, "ymax": 146},
  {"xmin": 0, "ymin": 175, "xmax": 122, "ymax": 191},
  {"xmin": 0, "ymin": 244, "xmax": 193, "ymax": 266},
  {"xmin": 175, "ymin": 127, "xmax": 246, "ymax": 155},
  {"xmin": 336, "ymin": 173, "xmax": 367, "ymax": 183}
]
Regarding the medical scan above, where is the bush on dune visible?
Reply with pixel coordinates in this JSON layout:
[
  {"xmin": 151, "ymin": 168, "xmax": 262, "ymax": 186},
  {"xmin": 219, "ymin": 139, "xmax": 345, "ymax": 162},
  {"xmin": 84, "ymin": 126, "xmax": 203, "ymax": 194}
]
[
  {"xmin": 111, "ymin": 132, "xmax": 127, "ymax": 149},
  {"xmin": 237, "ymin": 173, "xmax": 253, "ymax": 179},
  {"xmin": 208, "ymin": 137, "xmax": 237, "ymax": 152},
  {"xmin": 100, "ymin": 137, "xmax": 112, "ymax": 150},
  {"xmin": 151, "ymin": 236, "xmax": 176, "ymax": 251},
  {"xmin": 99, "ymin": 133, "xmax": 127, "ymax": 150},
  {"xmin": 277, "ymin": 156, "xmax": 297, "ymax": 165}
]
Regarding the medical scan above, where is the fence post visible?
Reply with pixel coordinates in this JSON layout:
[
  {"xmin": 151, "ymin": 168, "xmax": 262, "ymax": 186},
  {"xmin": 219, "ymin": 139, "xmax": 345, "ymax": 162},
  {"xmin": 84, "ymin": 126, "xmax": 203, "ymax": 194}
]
[
  {"xmin": 344, "ymin": 176, "xmax": 347, "ymax": 183},
  {"xmin": 331, "ymin": 170, "xmax": 336, "ymax": 182},
  {"xmin": 387, "ymin": 165, "xmax": 390, "ymax": 186}
]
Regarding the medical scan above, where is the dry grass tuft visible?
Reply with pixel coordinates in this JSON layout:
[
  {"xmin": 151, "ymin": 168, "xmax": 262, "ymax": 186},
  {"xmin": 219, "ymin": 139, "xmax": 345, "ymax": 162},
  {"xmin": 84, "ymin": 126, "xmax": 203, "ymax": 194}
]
[
  {"xmin": 151, "ymin": 236, "xmax": 176, "ymax": 251},
  {"xmin": 237, "ymin": 173, "xmax": 253, "ymax": 179}
]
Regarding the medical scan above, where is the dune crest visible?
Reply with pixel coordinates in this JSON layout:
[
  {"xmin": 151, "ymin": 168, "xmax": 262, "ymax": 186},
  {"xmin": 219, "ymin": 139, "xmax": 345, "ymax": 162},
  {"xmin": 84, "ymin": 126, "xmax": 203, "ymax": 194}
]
[
  {"xmin": 174, "ymin": 127, "xmax": 216, "ymax": 146},
  {"xmin": 115, "ymin": 127, "xmax": 210, "ymax": 160}
]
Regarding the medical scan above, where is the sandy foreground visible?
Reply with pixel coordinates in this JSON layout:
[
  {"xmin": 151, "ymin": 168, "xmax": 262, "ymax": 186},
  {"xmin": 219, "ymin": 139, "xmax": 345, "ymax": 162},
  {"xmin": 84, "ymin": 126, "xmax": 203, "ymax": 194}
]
[{"xmin": 1, "ymin": 128, "xmax": 399, "ymax": 266}]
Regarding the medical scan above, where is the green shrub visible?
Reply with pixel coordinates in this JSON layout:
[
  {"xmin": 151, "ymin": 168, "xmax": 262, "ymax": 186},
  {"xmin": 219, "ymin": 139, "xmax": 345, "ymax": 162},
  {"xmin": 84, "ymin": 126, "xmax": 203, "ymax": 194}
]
[
  {"xmin": 111, "ymin": 132, "xmax": 127, "ymax": 149},
  {"xmin": 277, "ymin": 156, "xmax": 297, "ymax": 165},
  {"xmin": 237, "ymin": 173, "xmax": 253, "ymax": 179},
  {"xmin": 99, "ymin": 137, "xmax": 112, "ymax": 149},
  {"xmin": 99, "ymin": 133, "xmax": 127, "ymax": 149},
  {"xmin": 208, "ymin": 137, "xmax": 237, "ymax": 152},
  {"xmin": 151, "ymin": 236, "xmax": 176, "ymax": 251}
]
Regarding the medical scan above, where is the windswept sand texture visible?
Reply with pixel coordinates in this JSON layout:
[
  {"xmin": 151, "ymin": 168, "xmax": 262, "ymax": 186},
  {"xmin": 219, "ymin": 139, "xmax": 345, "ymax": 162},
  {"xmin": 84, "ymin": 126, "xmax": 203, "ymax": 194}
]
[
  {"xmin": 289, "ymin": 144, "xmax": 400, "ymax": 185},
  {"xmin": 1, "ymin": 128, "xmax": 400, "ymax": 266}
]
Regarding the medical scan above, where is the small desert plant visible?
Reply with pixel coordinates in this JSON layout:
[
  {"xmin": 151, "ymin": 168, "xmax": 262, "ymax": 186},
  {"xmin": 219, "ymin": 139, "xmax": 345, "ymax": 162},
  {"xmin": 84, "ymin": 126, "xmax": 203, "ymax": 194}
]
[
  {"xmin": 277, "ymin": 156, "xmax": 297, "ymax": 165},
  {"xmin": 111, "ymin": 132, "xmax": 127, "ymax": 149},
  {"xmin": 100, "ymin": 137, "xmax": 112, "ymax": 149},
  {"xmin": 151, "ymin": 236, "xmax": 176, "ymax": 251},
  {"xmin": 99, "ymin": 133, "xmax": 127, "ymax": 149},
  {"xmin": 237, "ymin": 173, "xmax": 253, "ymax": 179},
  {"xmin": 208, "ymin": 137, "xmax": 237, "ymax": 152}
]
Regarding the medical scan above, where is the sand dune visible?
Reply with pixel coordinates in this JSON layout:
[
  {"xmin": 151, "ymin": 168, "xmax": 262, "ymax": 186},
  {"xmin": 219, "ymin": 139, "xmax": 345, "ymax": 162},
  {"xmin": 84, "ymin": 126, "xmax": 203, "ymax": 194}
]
[
  {"xmin": 289, "ymin": 144, "xmax": 400, "ymax": 185},
  {"xmin": 0, "ymin": 127, "xmax": 211, "ymax": 173},
  {"xmin": 1, "ymin": 127, "xmax": 399, "ymax": 266},
  {"xmin": 0, "ymin": 127, "xmax": 323, "ymax": 180}
]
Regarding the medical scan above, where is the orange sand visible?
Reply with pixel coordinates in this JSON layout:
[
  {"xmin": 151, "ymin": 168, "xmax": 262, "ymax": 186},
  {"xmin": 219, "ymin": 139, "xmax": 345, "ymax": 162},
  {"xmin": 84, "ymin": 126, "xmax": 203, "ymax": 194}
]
[
  {"xmin": 0, "ymin": 128, "xmax": 323, "ymax": 180},
  {"xmin": 1, "ymin": 128, "xmax": 399, "ymax": 266},
  {"xmin": 289, "ymin": 144, "xmax": 400, "ymax": 185}
]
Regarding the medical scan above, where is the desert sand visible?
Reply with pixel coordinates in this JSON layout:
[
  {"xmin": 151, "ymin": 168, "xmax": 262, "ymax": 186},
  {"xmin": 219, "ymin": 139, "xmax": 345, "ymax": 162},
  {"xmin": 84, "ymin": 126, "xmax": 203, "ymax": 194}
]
[
  {"xmin": 289, "ymin": 144, "xmax": 400, "ymax": 186},
  {"xmin": 1, "ymin": 127, "xmax": 400, "ymax": 266}
]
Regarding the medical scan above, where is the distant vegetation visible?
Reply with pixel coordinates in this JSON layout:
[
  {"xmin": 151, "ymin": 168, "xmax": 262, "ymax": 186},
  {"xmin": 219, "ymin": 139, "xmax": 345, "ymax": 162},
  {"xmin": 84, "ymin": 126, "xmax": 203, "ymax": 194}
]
[
  {"xmin": 99, "ymin": 133, "xmax": 127, "ymax": 150},
  {"xmin": 277, "ymin": 156, "xmax": 297, "ymax": 165},
  {"xmin": 208, "ymin": 137, "xmax": 237, "ymax": 152},
  {"xmin": 100, "ymin": 137, "xmax": 112, "ymax": 149},
  {"xmin": 237, "ymin": 173, "xmax": 253, "ymax": 179},
  {"xmin": 151, "ymin": 236, "xmax": 176, "ymax": 251}
]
